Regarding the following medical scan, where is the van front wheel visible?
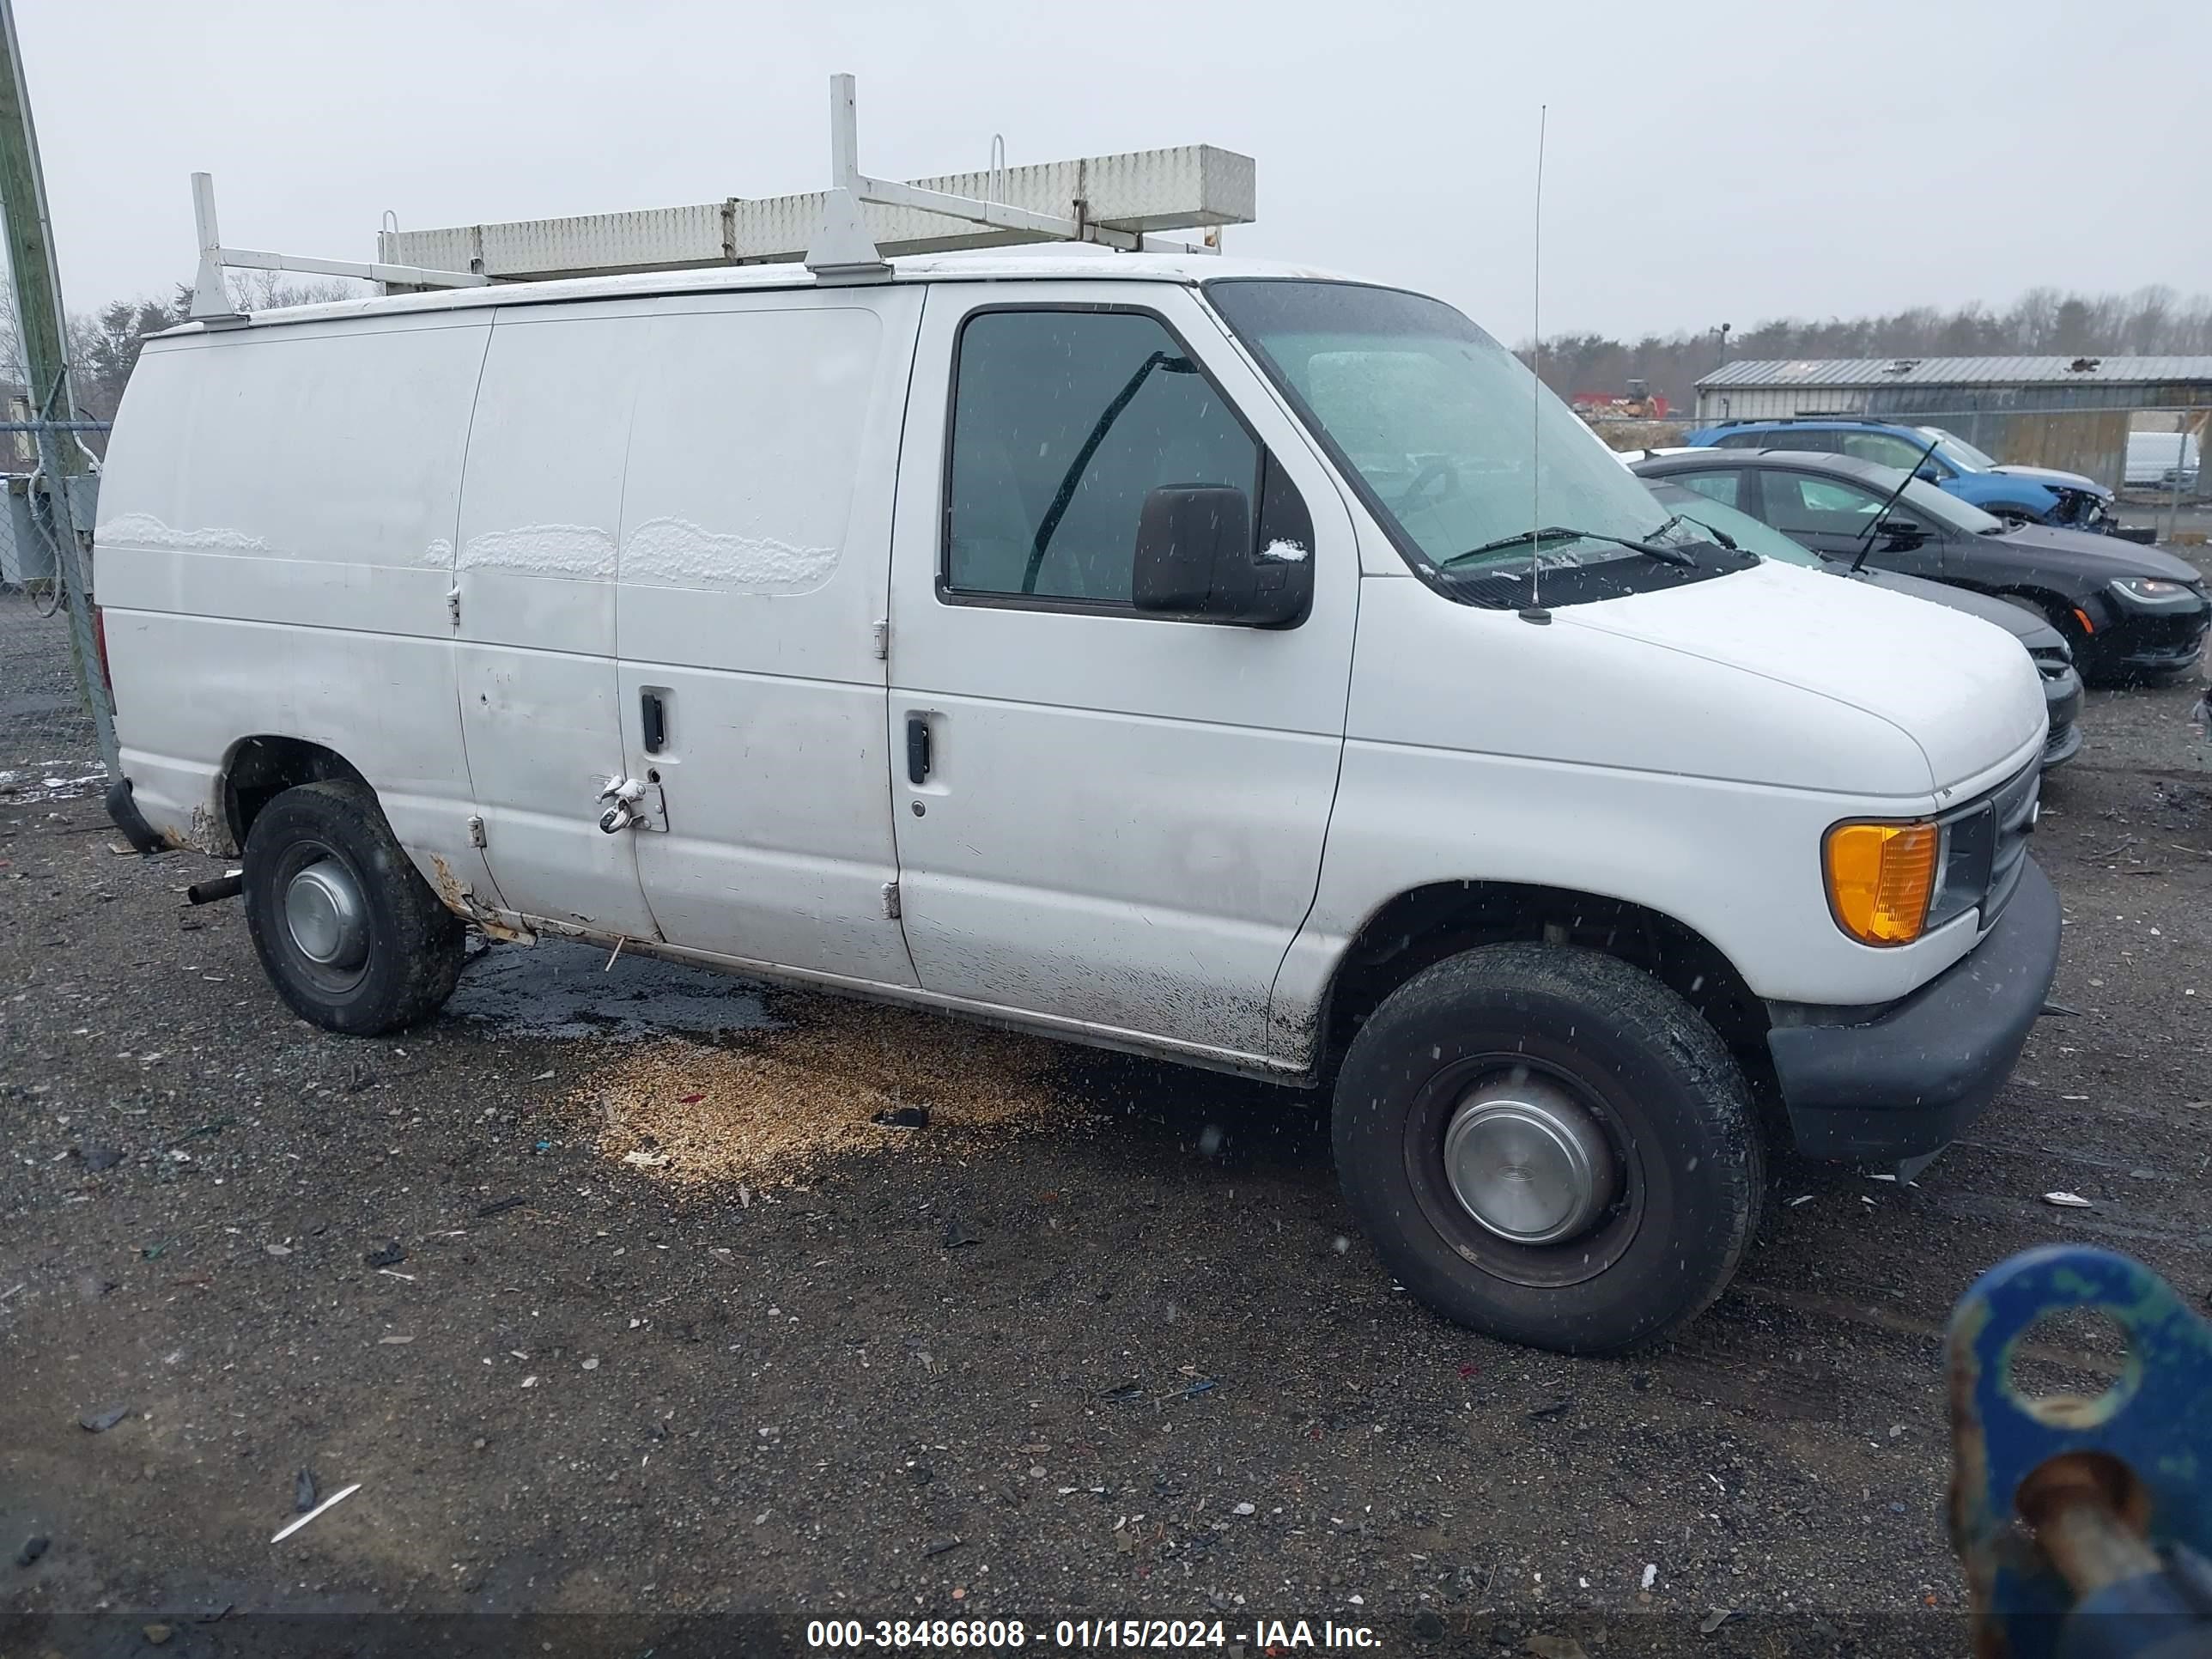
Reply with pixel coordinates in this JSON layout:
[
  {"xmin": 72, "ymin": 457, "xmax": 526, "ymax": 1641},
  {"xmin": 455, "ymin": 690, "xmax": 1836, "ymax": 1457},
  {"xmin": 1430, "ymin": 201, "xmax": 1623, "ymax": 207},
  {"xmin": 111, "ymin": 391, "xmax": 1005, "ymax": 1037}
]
[
  {"xmin": 1332, "ymin": 943, "xmax": 1762, "ymax": 1353},
  {"xmin": 241, "ymin": 781, "xmax": 465, "ymax": 1035}
]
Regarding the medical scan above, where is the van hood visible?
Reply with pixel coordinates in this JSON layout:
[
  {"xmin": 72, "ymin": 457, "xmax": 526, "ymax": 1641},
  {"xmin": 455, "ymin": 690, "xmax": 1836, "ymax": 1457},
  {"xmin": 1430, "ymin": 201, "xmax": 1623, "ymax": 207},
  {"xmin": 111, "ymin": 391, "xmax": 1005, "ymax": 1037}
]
[{"xmin": 1559, "ymin": 560, "xmax": 2044, "ymax": 791}]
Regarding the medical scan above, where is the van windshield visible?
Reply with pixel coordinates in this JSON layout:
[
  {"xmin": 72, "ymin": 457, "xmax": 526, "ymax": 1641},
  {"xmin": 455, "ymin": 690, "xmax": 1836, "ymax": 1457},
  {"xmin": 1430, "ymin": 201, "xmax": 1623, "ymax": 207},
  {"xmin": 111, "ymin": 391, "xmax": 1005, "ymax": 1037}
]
[{"xmin": 1207, "ymin": 279, "xmax": 1741, "ymax": 600}]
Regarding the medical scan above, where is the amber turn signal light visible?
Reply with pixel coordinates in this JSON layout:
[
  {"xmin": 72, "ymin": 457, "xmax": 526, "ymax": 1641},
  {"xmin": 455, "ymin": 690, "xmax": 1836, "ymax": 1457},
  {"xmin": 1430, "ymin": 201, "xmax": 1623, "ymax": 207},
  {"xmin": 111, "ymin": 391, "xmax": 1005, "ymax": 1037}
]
[{"xmin": 1824, "ymin": 821, "xmax": 1940, "ymax": 945}]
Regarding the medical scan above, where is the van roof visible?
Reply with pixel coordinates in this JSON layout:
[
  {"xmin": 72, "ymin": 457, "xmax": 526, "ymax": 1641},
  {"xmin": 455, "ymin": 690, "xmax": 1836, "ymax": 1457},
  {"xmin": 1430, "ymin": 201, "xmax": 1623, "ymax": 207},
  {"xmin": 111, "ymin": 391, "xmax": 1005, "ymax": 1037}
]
[{"xmin": 153, "ymin": 249, "xmax": 1364, "ymax": 338}]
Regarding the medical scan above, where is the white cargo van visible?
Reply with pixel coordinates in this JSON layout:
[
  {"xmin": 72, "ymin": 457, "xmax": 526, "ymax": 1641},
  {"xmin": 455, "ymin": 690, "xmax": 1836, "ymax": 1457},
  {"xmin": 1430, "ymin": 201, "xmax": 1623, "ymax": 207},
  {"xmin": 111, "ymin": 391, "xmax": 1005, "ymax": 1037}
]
[
  {"xmin": 2126, "ymin": 430, "xmax": 2201, "ymax": 490},
  {"xmin": 94, "ymin": 252, "xmax": 2061, "ymax": 1352}
]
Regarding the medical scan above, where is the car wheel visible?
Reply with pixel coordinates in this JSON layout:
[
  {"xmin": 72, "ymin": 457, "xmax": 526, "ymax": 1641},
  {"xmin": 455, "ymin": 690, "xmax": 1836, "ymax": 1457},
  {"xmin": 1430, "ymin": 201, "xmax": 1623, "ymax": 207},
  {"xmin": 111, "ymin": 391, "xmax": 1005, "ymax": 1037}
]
[
  {"xmin": 241, "ymin": 780, "xmax": 465, "ymax": 1035},
  {"xmin": 1332, "ymin": 943, "xmax": 1764, "ymax": 1354}
]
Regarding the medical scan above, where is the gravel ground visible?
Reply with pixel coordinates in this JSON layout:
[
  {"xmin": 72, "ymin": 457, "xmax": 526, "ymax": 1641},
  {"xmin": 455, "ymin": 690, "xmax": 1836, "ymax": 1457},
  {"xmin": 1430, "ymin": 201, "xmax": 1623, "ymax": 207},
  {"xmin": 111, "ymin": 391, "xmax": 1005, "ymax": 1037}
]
[
  {"xmin": 0, "ymin": 591, "xmax": 100, "ymax": 795},
  {"xmin": 1, "ymin": 583, "xmax": 2207, "ymax": 1656}
]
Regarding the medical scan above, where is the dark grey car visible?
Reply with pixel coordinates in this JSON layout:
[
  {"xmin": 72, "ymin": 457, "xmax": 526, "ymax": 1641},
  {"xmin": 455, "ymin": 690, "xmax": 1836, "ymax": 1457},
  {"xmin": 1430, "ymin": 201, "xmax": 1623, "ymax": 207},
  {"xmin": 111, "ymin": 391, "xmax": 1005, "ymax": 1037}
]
[{"xmin": 1632, "ymin": 450, "xmax": 2209, "ymax": 685}]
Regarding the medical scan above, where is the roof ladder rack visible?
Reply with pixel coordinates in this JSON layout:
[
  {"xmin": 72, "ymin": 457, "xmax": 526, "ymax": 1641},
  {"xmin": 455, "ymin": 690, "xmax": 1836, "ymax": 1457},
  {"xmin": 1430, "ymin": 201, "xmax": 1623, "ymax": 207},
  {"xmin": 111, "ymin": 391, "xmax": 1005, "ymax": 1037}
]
[
  {"xmin": 374, "ymin": 74, "xmax": 1255, "ymax": 289},
  {"xmin": 180, "ymin": 76, "xmax": 1255, "ymax": 313},
  {"xmin": 185, "ymin": 172, "xmax": 487, "ymax": 321},
  {"xmin": 806, "ymin": 74, "xmax": 1223, "ymax": 279}
]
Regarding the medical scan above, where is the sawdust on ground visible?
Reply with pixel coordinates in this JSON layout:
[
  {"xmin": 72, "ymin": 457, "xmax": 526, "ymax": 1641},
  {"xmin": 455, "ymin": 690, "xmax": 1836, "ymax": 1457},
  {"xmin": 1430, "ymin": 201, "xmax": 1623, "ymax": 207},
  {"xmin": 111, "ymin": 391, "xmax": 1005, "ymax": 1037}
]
[{"xmin": 580, "ymin": 992, "xmax": 1077, "ymax": 1185}]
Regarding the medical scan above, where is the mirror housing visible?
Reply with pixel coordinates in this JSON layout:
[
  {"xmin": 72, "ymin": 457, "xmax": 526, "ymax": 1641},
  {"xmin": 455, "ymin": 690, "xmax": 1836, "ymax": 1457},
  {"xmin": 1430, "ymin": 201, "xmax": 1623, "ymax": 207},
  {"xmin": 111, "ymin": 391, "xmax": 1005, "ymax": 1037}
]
[
  {"xmin": 1914, "ymin": 464, "xmax": 1943, "ymax": 483},
  {"xmin": 1132, "ymin": 467, "xmax": 1311, "ymax": 626},
  {"xmin": 1881, "ymin": 517, "xmax": 1929, "ymax": 547}
]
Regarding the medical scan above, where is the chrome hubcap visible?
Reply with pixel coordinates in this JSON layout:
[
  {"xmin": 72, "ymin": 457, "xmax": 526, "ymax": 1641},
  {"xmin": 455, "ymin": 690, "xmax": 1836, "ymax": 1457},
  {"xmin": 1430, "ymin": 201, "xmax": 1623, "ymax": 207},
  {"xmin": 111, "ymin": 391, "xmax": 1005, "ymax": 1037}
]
[
  {"xmin": 283, "ymin": 859, "xmax": 368, "ymax": 969},
  {"xmin": 1443, "ymin": 1073, "xmax": 1620, "ymax": 1246}
]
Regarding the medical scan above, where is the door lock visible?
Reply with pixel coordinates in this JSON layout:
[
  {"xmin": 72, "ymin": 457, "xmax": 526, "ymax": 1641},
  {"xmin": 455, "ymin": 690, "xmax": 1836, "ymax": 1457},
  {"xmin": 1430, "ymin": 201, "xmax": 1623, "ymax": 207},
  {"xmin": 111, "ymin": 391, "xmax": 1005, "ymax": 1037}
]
[{"xmin": 598, "ymin": 775, "xmax": 647, "ymax": 834}]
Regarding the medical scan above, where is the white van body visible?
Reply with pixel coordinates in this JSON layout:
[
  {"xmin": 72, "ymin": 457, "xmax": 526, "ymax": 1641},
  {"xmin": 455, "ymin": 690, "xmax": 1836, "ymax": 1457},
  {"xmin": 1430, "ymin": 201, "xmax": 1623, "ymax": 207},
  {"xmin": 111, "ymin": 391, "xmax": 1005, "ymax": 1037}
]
[
  {"xmin": 2125, "ymin": 430, "xmax": 2201, "ymax": 489},
  {"xmin": 94, "ymin": 253, "xmax": 2061, "ymax": 1352}
]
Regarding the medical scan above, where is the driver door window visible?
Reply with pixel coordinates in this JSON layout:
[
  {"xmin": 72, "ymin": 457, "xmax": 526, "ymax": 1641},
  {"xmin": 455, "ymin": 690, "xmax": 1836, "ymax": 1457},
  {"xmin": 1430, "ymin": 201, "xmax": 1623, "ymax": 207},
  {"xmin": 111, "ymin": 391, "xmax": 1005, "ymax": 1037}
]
[
  {"xmin": 1841, "ymin": 431, "xmax": 1933, "ymax": 471},
  {"xmin": 1760, "ymin": 471, "xmax": 1944, "ymax": 574},
  {"xmin": 944, "ymin": 309, "xmax": 1259, "ymax": 605},
  {"xmin": 1771, "ymin": 428, "xmax": 1841, "ymax": 454},
  {"xmin": 1676, "ymin": 470, "xmax": 1746, "ymax": 509},
  {"xmin": 1764, "ymin": 472, "xmax": 1889, "ymax": 540}
]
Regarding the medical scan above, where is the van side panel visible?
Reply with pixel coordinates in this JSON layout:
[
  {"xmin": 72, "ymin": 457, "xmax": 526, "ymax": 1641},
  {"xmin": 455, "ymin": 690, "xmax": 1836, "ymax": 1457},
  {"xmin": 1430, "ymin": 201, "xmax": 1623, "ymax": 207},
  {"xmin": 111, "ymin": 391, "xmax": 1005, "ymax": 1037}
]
[
  {"xmin": 451, "ymin": 304, "xmax": 659, "ymax": 937},
  {"xmin": 96, "ymin": 318, "xmax": 497, "ymax": 902},
  {"xmin": 614, "ymin": 292, "xmax": 921, "ymax": 984}
]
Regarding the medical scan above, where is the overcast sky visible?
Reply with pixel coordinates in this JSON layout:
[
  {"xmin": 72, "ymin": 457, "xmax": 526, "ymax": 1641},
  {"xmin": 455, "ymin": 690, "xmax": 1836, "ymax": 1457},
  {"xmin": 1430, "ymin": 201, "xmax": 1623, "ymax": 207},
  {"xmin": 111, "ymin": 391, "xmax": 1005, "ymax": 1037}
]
[{"xmin": 18, "ymin": 0, "xmax": 2210, "ymax": 341}]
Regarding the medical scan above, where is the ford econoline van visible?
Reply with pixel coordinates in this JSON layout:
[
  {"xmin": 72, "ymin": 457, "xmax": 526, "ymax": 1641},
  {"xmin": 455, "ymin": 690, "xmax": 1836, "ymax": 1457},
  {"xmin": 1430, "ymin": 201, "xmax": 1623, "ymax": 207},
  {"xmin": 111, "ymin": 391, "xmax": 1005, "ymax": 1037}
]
[{"xmin": 94, "ymin": 254, "xmax": 2062, "ymax": 1352}]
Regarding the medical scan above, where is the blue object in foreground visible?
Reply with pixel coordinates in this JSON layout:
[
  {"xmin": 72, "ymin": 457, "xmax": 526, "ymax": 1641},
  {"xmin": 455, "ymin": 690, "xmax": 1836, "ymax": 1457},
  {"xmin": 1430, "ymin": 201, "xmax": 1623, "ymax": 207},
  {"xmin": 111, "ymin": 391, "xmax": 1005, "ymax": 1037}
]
[{"xmin": 1947, "ymin": 1245, "xmax": 2212, "ymax": 1657}]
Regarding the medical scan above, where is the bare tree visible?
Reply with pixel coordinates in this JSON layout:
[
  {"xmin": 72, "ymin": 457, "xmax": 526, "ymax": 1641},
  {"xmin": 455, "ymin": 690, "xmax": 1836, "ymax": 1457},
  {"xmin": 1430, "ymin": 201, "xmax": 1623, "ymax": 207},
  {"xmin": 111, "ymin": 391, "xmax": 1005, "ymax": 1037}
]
[{"xmin": 222, "ymin": 270, "xmax": 368, "ymax": 311}]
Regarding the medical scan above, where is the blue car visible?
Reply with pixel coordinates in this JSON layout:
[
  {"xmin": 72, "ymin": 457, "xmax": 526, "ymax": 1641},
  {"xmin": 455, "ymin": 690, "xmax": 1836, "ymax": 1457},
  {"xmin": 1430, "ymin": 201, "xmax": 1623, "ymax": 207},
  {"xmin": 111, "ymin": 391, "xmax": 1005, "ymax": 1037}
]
[{"xmin": 1681, "ymin": 418, "xmax": 2122, "ymax": 534}]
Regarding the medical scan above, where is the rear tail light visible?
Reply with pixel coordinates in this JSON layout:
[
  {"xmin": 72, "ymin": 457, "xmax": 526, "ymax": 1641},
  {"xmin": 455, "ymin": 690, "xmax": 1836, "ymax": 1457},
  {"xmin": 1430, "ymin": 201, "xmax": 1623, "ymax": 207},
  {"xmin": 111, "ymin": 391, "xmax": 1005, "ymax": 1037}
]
[{"xmin": 92, "ymin": 604, "xmax": 113, "ymax": 694}]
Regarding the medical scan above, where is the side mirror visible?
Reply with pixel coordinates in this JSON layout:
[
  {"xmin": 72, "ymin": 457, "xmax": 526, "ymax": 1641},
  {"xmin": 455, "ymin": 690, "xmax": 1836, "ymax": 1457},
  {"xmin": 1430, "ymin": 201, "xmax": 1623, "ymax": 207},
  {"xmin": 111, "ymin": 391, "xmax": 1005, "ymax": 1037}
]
[
  {"xmin": 1882, "ymin": 517, "xmax": 1929, "ymax": 546},
  {"xmin": 1915, "ymin": 465, "xmax": 1943, "ymax": 483},
  {"xmin": 1132, "ymin": 473, "xmax": 1311, "ymax": 626}
]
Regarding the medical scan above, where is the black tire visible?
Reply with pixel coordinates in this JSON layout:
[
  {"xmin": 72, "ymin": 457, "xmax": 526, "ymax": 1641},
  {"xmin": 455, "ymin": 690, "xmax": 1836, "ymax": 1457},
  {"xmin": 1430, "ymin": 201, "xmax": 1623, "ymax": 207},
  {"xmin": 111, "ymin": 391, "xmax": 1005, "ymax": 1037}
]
[
  {"xmin": 1332, "ymin": 943, "xmax": 1763, "ymax": 1354},
  {"xmin": 241, "ymin": 780, "xmax": 465, "ymax": 1035}
]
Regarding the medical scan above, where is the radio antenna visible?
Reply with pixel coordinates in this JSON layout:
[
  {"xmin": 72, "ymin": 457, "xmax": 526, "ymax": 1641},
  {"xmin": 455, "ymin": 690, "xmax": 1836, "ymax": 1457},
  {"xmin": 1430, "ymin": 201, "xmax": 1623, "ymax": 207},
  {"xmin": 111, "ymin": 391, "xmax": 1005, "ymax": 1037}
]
[{"xmin": 1525, "ymin": 104, "xmax": 1548, "ymax": 617}]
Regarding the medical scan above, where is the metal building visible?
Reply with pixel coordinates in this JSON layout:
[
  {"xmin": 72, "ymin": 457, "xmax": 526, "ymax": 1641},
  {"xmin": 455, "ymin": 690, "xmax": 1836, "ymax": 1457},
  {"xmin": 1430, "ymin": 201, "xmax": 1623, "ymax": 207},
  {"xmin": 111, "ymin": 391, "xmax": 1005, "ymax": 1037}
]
[{"xmin": 1692, "ymin": 356, "xmax": 2212, "ymax": 490}]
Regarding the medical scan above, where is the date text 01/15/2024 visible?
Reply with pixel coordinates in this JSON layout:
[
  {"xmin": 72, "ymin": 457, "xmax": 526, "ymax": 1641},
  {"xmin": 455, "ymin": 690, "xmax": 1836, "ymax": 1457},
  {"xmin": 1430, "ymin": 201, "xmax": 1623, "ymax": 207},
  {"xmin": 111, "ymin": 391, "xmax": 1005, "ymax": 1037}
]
[{"xmin": 805, "ymin": 1618, "xmax": 1382, "ymax": 1650}]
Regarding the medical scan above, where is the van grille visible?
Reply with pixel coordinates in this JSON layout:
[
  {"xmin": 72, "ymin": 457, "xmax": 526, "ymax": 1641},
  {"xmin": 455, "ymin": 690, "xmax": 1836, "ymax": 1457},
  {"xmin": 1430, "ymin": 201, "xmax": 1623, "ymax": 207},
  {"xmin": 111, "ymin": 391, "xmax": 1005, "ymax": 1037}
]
[
  {"xmin": 1928, "ymin": 760, "xmax": 2039, "ymax": 933},
  {"xmin": 1983, "ymin": 762, "xmax": 2039, "ymax": 924}
]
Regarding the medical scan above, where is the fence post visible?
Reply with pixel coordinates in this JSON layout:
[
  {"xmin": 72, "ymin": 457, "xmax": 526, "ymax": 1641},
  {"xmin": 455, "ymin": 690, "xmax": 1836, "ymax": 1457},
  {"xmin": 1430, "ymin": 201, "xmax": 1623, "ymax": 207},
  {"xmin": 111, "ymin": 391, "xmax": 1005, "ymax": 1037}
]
[
  {"xmin": 2166, "ymin": 411, "xmax": 2191, "ymax": 545},
  {"xmin": 0, "ymin": 0, "xmax": 118, "ymax": 783}
]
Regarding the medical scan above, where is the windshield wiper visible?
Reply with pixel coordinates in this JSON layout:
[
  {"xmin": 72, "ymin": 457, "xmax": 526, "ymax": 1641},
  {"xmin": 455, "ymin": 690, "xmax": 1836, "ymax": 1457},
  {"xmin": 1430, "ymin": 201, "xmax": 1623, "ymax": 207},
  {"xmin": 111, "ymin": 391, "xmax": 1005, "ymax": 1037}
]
[
  {"xmin": 1650, "ymin": 512, "xmax": 1736, "ymax": 551},
  {"xmin": 1438, "ymin": 525, "xmax": 1694, "ymax": 572}
]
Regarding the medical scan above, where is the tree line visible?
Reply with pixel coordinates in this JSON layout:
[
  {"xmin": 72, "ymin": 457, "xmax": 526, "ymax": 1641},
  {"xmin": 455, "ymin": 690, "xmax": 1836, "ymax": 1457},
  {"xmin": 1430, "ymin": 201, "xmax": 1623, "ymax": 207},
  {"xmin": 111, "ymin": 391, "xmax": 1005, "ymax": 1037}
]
[{"xmin": 1522, "ymin": 286, "xmax": 2212, "ymax": 410}]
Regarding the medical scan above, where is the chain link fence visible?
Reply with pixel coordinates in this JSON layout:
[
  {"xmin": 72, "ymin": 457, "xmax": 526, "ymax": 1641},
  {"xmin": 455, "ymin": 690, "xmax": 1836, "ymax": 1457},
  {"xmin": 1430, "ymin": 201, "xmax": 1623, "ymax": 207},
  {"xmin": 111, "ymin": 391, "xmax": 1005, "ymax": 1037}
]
[{"xmin": 1, "ymin": 460, "xmax": 109, "ymax": 817}]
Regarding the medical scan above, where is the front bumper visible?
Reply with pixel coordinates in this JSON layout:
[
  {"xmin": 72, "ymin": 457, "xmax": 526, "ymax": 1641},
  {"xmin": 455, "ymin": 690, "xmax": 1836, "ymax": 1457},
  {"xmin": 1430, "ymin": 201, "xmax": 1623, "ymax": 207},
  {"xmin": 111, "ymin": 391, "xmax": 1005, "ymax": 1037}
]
[
  {"xmin": 1766, "ymin": 859, "xmax": 2062, "ymax": 1162},
  {"xmin": 2091, "ymin": 606, "xmax": 2209, "ymax": 675}
]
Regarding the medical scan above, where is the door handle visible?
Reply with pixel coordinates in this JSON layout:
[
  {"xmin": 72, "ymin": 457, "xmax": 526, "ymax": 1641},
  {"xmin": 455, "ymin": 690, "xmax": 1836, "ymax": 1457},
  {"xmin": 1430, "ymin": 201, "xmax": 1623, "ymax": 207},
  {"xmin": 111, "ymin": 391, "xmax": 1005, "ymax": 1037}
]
[
  {"xmin": 641, "ymin": 690, "xmax": 668, "ymax": 755},
  {"xmin": 905, "ymin": 713, "xmax": 933, "ymax": 786}
]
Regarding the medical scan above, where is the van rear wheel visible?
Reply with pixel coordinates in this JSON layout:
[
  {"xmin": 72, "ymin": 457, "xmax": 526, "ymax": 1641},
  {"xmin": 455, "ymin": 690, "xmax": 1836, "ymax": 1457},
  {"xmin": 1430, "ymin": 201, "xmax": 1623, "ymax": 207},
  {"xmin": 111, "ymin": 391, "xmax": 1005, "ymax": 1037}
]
[
  {"xmin": 1332, "ymin": 943, "xmax": 1763, "ymax": 1353},
  {"xmin": 241, "ymin": 781, "xmax": 465, "ymax": 1035}
]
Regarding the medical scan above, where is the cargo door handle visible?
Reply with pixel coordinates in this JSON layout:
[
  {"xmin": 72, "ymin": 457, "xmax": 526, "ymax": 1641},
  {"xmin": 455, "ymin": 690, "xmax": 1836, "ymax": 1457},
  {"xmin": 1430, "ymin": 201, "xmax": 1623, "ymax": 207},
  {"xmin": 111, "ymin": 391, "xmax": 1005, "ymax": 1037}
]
[
  {"xmin": 905, "ymin": 714, "xmax": 933, "ymax": 785},
  {"xmin": 640, "ymin": 690, "xmax": 668, "ymax": 755}
]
